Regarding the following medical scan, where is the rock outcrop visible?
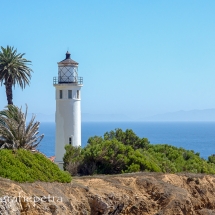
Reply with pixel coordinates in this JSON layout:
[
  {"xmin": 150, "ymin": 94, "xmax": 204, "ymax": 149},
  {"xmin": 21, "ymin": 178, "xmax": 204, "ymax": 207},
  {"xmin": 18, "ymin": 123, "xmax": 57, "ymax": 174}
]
[{"xmin": 1, "ymin": 172, "xmax": 215, "ymax": 214}]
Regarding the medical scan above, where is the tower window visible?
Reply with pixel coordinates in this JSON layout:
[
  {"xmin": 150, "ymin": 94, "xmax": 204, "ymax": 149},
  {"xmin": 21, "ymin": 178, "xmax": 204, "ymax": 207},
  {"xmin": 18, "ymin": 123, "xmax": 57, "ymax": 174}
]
[
  {"xmin": 59, "ymin": 90, "xmax": 63, "ymax": 99},
  {"xmin": 69, "ymin": 137, "xmax": 72, "ymax": 145},
  {"xmin": 77, "ymin": 90, "xmax": 80, "ymax": 99},
  {"xmin": 68, "ymin": 90, "xmax": 72, "ymax": 99}
]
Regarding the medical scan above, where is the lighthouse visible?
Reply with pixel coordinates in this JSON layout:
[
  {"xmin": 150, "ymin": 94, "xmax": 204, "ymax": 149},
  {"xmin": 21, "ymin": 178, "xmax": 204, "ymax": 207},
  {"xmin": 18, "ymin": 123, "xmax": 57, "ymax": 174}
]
[{"xmin": 53, "ymin": 51, "xmax": 83, "ymax": 169}]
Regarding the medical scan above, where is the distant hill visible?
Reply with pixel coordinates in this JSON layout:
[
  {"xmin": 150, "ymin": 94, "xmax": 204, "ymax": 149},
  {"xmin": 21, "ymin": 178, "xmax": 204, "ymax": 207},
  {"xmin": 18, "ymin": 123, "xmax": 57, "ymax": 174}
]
[
  {"xmin": 28, "ymin": 109, "xmax": 215, "ymax": 122},
  {"xmin": 28, "ymin": 113, "xmax": 130, "ymax": 122},
  {"xmin": 143, "ymin": 109, "xmax": 215, "ymax": 122}
]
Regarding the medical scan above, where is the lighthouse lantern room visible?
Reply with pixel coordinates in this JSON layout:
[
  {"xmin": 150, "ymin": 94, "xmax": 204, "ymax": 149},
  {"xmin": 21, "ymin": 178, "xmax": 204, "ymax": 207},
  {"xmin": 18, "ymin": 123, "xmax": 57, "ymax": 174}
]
[{"xmin": 53, "ymin": 51, "xmax": 83, "ymax": 169}]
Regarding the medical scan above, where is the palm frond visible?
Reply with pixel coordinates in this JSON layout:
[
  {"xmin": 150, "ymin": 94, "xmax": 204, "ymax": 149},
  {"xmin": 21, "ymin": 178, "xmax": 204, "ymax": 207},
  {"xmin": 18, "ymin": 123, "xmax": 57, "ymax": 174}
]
[
  {"xmin": 0, "ymin": 46, "xmax": 33, "ymax": 105},
  {"xmin": 0, "ymin": 105, "xmax": 44, "ymax": 150}
]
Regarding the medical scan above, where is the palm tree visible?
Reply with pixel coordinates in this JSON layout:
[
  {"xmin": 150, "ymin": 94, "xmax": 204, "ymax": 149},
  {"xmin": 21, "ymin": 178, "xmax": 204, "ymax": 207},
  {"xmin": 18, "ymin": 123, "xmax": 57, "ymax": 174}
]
[
  {"xmin": 0, "ymin": 105, "xmax": 44, "ymax": 150},
  {"xmin": 0, "ymin": 46, "xmax": 32, "ymax": 105}
]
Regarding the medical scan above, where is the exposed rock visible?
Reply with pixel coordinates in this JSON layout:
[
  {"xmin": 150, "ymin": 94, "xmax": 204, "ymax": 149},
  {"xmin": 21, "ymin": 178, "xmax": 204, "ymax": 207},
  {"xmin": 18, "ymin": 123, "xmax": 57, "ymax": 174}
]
[{"xmin": 1, "ymin": 173, "xmax": 215, "ymax": 214}]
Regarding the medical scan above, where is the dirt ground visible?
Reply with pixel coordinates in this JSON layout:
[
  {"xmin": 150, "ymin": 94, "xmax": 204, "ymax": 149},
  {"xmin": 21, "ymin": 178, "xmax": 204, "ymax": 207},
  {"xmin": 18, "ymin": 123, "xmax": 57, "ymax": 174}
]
[{"xmin": 1, "ymin": 172, "xmax": 215, "ymax": 214}]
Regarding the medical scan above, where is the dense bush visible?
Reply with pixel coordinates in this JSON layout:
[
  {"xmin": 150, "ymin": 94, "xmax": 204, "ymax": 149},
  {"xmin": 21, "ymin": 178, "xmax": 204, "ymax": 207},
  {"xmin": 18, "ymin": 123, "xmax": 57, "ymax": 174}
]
[
  {"xmin": 0, "ymin": 149, "xmax": 71, "ymax": 182},
  {"xmin": 148, "ymin": 144, "xmax": 215, "ymax": 174},
  {"xmin": 63, "ymin": 145, "xmax": 82, "ymax": 175},
  {"xmin": 64, "ymin": 129, "xmax": 159, "ymax": 175},
  {"xmin": 64, "ymin": 128, "xmax": 215, "ymax": 176},
  {"xmin": 208, "ymin": 154, "xmax": 215, "ymax": 164},
  {"xmin": 79, "ymin": 141, "xmax": 160, "ymax": 174},
  {"xmin": 104, "ymin": 129, "xmax": 150, "ymax": 150}
]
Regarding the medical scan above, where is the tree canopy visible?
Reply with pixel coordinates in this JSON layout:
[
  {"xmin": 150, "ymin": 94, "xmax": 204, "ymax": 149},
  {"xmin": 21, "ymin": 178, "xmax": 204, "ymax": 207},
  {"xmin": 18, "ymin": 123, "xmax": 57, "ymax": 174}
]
[
  {"xmin": 64, "ymin": 128, "xmax": 215, "ymax": 176},
  {"xmin": 0, "ymin": 46, "xmax": 32, "ymax": 104},
  {"xmin": 0, "ymin": 105, "xmax": 44, "ymax": 150}
]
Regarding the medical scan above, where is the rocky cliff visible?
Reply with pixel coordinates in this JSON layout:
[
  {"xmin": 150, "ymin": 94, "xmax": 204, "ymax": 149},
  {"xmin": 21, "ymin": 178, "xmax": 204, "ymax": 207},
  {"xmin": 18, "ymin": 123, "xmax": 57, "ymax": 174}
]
[{"xmin": 1, "ymin": 172, "xmax": 215, "ymax": 215}]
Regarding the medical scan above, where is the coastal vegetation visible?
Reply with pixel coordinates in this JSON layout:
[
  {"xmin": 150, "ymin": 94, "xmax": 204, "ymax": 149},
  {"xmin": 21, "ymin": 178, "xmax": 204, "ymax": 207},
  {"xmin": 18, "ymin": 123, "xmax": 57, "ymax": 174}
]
[
  {"xmin": 0, "ymin": 46, "xmax": 32, "ymax": 105},
  {"xmin": 0, "ymin": 149, "xmax": 71, "ymax": 182},
  {"xmin": 0, "ymin": 105, "xmax": 71, "ymax": 183},
  {"xmin": 0, "ymin": 46, "xmax": 71, "ymax": 183},
  {"xmin": 0, "ymin": 105, "xmax": 44, "ymax": 149},
  {"xmin": 64, "ymin": 128, "xmax": 215, "ymax": 175}
]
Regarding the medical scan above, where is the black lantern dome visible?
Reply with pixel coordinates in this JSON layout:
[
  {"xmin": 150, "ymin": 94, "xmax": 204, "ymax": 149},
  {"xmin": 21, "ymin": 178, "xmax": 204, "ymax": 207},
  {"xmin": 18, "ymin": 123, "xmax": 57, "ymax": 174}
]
[
  {"xmin": 53, "ymin": 51, "xmax": 83, "ymax": 85},
  {"xmin": 58, "ymin": 51, "xmax": 79, "ymax": 66}
]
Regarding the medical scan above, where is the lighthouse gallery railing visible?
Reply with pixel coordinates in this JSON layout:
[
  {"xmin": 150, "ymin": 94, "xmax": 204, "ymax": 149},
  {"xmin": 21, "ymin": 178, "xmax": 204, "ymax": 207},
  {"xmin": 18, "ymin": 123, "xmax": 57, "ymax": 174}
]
[{"xmin": 53, "ymin": 77, "xmax": 83, "ymax": 85}]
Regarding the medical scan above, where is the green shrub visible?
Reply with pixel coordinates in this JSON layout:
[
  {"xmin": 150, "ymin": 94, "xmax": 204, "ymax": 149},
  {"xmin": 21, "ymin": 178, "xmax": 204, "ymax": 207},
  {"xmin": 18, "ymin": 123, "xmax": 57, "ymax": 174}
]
[
  {"xmin": 63, "ymin": 145, "xmax": 82, "ymax": 175},
  {"xmin": 64, "ymin": 129, "xmax": 161, "ymax": 175},
  {"xmin": 126, "ymin": 163, "xmax": 140, "ymax": 173},
  {"xmin": 104, "ymin": 128, "xmax": 150, "ymax": 149},
  {"xmin": 64, "ymin": 128, "xmax": 215, "ymax": 176},
  {"xmin": 0, "ymin": 149, "xmax": 71, "ymax": 182},
  {"xmin": 148, "ymin": 144, "xmax": 215, "ymax": 174},
  {"xmin": 208, "ymin": 155, "xmax": 215, "ymax": 164}
]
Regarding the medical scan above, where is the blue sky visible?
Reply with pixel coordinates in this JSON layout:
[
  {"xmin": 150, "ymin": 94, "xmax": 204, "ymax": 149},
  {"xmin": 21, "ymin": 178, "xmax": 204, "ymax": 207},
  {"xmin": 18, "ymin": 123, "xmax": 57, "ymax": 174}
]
[{"xmin": 1, "ymin": 1, "xmax": 215, "ymax": 120}]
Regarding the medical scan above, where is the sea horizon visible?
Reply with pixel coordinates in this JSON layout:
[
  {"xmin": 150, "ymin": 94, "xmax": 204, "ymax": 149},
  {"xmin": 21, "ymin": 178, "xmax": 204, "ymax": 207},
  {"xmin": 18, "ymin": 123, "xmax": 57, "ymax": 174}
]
[{"xmin": 38, "ymin": 121, "xmax": 215, "ymax": 160}]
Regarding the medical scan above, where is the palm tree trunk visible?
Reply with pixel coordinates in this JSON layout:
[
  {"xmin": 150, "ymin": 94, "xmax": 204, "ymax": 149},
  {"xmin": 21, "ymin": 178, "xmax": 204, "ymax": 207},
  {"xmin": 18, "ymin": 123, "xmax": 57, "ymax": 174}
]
[{"xmin": 5, "ymin": 81, "xmax": 13, "ymax": 105}]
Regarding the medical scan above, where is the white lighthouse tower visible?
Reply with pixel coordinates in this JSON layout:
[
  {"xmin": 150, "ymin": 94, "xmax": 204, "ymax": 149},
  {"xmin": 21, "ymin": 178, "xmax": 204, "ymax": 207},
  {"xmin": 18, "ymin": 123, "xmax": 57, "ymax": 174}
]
[{"xmin": 53, "ymin": 51, "xmax": 83, "ymax": 168}]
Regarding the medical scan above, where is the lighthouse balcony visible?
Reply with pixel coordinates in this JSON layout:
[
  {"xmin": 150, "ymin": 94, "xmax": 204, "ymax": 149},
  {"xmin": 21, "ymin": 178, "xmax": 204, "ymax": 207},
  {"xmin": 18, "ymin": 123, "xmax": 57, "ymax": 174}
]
[{"xmin": 53, "ymin": 77, "xmax": 83, "ymax": 85}]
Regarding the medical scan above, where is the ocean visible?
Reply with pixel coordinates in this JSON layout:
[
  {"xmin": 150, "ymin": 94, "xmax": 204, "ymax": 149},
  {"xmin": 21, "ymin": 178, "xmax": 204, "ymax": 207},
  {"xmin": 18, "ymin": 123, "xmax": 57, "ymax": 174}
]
[{"xmin": 38, "ymin": 122, "xmax": 215, "ymax": 160}]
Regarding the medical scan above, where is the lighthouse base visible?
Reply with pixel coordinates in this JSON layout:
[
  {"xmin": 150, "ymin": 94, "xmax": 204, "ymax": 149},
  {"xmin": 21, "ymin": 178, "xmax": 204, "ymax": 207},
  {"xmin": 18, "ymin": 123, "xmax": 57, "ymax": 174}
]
[{"xmin": 55, "ymin": 161, "xmax": 64, "ymax": 170}]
